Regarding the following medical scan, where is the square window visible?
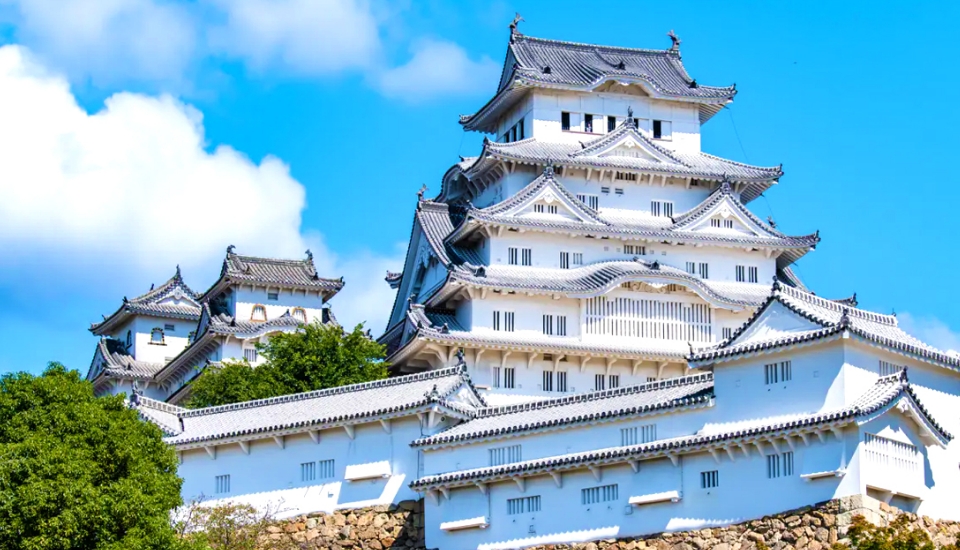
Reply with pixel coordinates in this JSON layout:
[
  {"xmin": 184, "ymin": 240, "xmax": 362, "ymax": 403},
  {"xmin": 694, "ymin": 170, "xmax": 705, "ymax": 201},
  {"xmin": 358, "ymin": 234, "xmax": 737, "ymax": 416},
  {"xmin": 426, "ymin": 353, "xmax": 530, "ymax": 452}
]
[{"xmin": 700, "ymin": 470, "xmax": 719, "ymax": 488}]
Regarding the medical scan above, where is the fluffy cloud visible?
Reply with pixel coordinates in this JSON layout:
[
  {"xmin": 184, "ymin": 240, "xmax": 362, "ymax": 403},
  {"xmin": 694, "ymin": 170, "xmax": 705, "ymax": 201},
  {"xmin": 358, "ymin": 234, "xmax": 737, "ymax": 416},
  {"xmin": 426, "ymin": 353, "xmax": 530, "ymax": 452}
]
[
  {"xmin": 898, "ymin": 312, "xmax": 960, "ymax": 356},
  {"xmin": 0, "ymin": 0, "xmax": 196, "ymax": 85},
  {"xmin": 0, "ymin": 44, "xmax": 398, "ymax": 332},
  {"xmin": 206, "ymin": 0, "xmax": 381, "ymax": 75},
  {"xmin": 378, "ymin": 39, "xmax": 499, "ymax": 100}
]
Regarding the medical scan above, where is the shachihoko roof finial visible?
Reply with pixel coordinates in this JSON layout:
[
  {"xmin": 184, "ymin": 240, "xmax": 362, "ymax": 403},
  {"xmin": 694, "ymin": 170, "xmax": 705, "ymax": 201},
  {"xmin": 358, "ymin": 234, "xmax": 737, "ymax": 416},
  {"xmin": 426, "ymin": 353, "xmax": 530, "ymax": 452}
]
[
  {"xmin": 175, "ymin": 264, "xmax": 182, "ymax": 279},
  {"xmin": 455, "ymin": 348, "xmax": 465, "ymax": 367},
  {"xmin": 544, "ymin": 163, "xmax": 555, "ymax": 178},
  {"xmin": 667, "ymin": 30, "xmax": 681, "ymax": 52},
  {"xmin": 305, "ymin": 249, "xmax": 313, "ymax": 262},
  {"xmin": 417, "ymin": 184, "xmax": 428, "ymax": 202},
  {"xmin": 627, "ymin": 106, "xmax": 634, "ymax": 119},
  {"xmin": 771, "ymin": 275, "xmax": 781, "ymax": 292},
  {"xmin": 509, "ymin": 13, "xmax": 524, "ymax": 36},
  {"xmin": 226, "ymin": 244, "xmax": 236, "ymax": 255},
  {"xmin": 767, "ymin": 216, "xmax": 777, "ymax": 228}
]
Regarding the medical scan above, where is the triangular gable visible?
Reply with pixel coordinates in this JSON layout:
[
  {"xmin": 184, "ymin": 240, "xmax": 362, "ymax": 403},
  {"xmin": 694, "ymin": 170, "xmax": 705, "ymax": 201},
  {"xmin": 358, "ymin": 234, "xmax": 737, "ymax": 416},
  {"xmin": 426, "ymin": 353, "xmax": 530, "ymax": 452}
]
[
  {"xmin": 672, "ymin": 183, "xmax": 781, "ymax": 239},
  {"xmin": 727, "ymin": 300, "xmax": 825, "ymax": 347},
  {"xmin": 573, "ymin": 119, "xmax": 681, "ymax": 165},
  {"xmin": 475, "ymin": 166, "xmax": 607, "ymax": 226},
  {"xmin": 853, "ymin": 371, "xmax": 952, "ymax": 448}
]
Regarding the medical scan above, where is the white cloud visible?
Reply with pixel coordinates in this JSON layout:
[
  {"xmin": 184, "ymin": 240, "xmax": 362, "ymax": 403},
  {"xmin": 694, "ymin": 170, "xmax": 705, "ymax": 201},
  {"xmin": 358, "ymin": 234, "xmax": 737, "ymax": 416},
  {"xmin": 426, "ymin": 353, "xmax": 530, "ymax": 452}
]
[
  {"xmin": 206, "ymin": 0, "xmax": 381, "ymax": 75},
  {"xmin": 378, "ymin": 39, "xmax": 500, "ymax": 100},
  {"xmin": 0, "ymin": 44, "xmax": 399, "ymax": 332},
  {"xmin": 0, "ymin": 0, "xmax": 196, "ymax": 85},
  {"xmin": 897, "ymin": 312, "xmax": 960, "ymax": 356}
]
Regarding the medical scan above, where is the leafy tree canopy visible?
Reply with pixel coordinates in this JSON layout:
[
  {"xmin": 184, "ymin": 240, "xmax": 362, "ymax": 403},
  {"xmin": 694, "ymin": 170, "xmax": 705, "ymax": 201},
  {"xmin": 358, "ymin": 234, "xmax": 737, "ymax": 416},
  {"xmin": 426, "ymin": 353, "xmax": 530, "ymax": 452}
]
[
  {"xmin": 186, "ymin": 321, "xmax": 387, "ymax": 408},
  {"xmin": 0, "ymin": 363, "xmax": 183, "ymax": 550},
  {"xmin": 833, "ymin": 514, "xmax": 958, "ymax": 550}
]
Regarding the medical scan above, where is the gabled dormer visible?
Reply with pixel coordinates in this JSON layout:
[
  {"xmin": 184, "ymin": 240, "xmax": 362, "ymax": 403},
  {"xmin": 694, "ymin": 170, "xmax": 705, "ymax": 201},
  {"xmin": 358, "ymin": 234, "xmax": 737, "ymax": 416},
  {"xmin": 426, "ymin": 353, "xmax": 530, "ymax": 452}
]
[{"xmin": 572, "ymin": 116, "xmax": 683, "ymax": 165}]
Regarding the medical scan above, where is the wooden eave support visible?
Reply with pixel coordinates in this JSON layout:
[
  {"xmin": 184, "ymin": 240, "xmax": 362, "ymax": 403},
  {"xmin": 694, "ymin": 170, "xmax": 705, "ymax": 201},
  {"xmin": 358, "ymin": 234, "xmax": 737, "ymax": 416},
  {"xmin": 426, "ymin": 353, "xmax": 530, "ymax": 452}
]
[
  {"xmin": 830, "ymin": 426, "xmax": 844, "ymax": 441},
  {"xmin": 553, "ymin": 354, "xmax": 565, "ymax": 371},
  {"xmin": 605, "ymin": 358, "xmax": 617, "ymax": 375},
  {"xmin": 667, "ymin": 454, "xmax": 679, "ymax": 467},
  {"xmin": 474, "ymin": 349, "xmax": 486, "ymax": 367},
  {"xmin": 501, "ymin": 351, "xmax": 512, "ymax": 369},
  {"xmin": 308, "ymin": 430, "xmax": 321, "ymax": 444},
  {"xmin": 724, "ymin": 446, "xmax": 737, "ymax": 462},
  {"xmin": 768, "ymin": 438, "xmax": 781, "ymax": 454},
  {"xmin": 439, "ymin": 487, "xmax": 450, "ymax": 501},
  {"xmin": 344, "ymin": 425, "xmax": 356, "ymax": 440},
  {"xmin": 427, "ymin": 489, "xmax": 439, "ymax": 506},
  {"xmin": 238, "ymin": 441, "xmax": 250, "ymax": 455},
  {"xmin": 476, "ymin": 482, "xmax": 487, "ymax": 495},
  {"xmin": 628, "ymin": 460, "xmax": 640, "ymax": 473},
  {"xmin": 784, "ymin": 435, "xmax": 796, "ymax": 451},
  {"xmin": 549, "ymin": 471, "xmax": 563, "ymax": 487},
  {"xmin": 273, "ymin": 435, "xmax": 285, "ymax": 449},
  {"xmin": 709, "ymin": 449, "xmax": 721, "ymax": 464},
  {"xmin": 588, "ymin": 465, "xmax": 602, "ymax": 481},
  {"xmin": 581, "ymin": 356, "xmax": 592, "ymax": 373},
  {"xmin": 632, "ymin": 360, "xmax": 643, "ymax": 376},
  {"xmin": 816, "ymin": 430, "xmax": 827, "ymax": 444},
  {"xmin": 798, "ymin": 432, "xmax": 810, "ymax": 446},
  {"xmin": 738, "ymin": 442, "xmax": 751, "ymax": 458},
  {"xmin": 513, "ymin": 477, "xmax": 525, "ymax": 492},
  {"xmin": 753, "ymin": 441, "xmax": 766, "ymax": 456},
  {"xmin": 380, "ymin": 419, "xmax": 392, "ymax": 434},
  {"xmin": 527, "ymin": 352, "xmax": 539, "ymax": 369},
  {"xmin": 204, "ymin": 446, "xmax": 216, "ymax": 460}
]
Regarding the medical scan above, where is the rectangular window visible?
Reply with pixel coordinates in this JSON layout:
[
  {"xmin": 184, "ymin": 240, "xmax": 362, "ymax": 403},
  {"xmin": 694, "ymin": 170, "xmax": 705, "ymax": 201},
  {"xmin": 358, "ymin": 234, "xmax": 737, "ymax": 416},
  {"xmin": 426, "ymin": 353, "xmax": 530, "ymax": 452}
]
[
  {"xmin": 621, "ymin": 424, "xmax": 657, "ymax": 446},
  {"xmin": 560, "ymin": 252, "xmax": 569, "ymax": 269},
  {"xmin": 561, "ymin": 112, "xmax": 571, "ymax": 131},
  {"xmin": 608, "ymin": 375, "xmax": 620, "ymax": 388},
  {"xmin": 582, "ymin": 483, "xmax": 619, "ymax": 505},
  {"xmin": 749, "ymin": 266, "xmax": 758, "ymax": 283},
  {"xmin": 711, "ymin": 219, "xmax": 721, "ymax": 228},
  {"xmin": 493, "ymin": 311, "xmax": 500, "ymax": 331},
  {"xmin": 489, "ymin": 444, "xmax": 522, "ymax": 466},
  {"xmin": 504, "ymin": 312, "xmax": 515, "ymax": 331},
  {"xmin": 737, "ymin": 266, "xmax": 758, "ymax": 283},
  {"xmin": 765, "ymin": 361, "xmax": 792, "ymax": 384},
  {"xmin": 519, "ymin": 119, "xmax": 525, "ymax": 140},
  {"xmin": 557, "ymin": 371, "xmax": 568, "ymax": 392},
  {"xmin": 267, "ymin": 291, "xmax": 279, "ymax": 300},
  {"xmin": 301, "ymin": 462, "xmax": 316, "ymax": 482},
  {"xmin": 781, "ymin": 360, "xmax": 792, "ymax": 382},
  {"xmin": 577, "ymin": 193, "xmax": 599, "ymax": 210},
  {"xmin": 700, "ymin": 470, "xmax": 719, "ymax": 489},
  {"xmin": 504, "ymin": 367, "xmax": 516, "ymax": 389},
  {"xmin": 879, "ymin": 361, "xmax": 904, "ymax": 376},
  {"xmin": 723, "ymin": 327, "xmax": 734, "ymax": 340},
  {"xmin": 492, "ymin": 367, "xmax": 501, "ymax": 388},
  {"xmin": 600, "ymin": 186, "xmax": 610, "ymax": 194},
  {"xmin": 767, "ymin": 451, "xmax": 794, "ymax": 479},
  {"xmin": 615, "ymin": 187, "xmax": 624, "ymax": 195},
  {"xmin": 685, "ymin": 261, "xmax": 696, "ymax": 275},
  {"xmin": 548, "ymin": 205, "xmax": 558, "ymax": 214},
  {"xmin": 318, "ymin": 459, "xmax": 335, "ymax": 479},
  {"xmin": 215, "ymin": 474, "xmax": 230, "ymax": 494},
  {"xmin": 607, "ymin": 116, "xmax": 617, "ymax": 132},
  {"xmin": 698, "ymin": 263, "xmax": 709, "ymax": 279},
  {"xmin": 724, "ymin": 219, "xmax": 734, "ymax": 229},
  {"xmin": 542, "ymin": 370, "xmax": 553, "ymax": 391},
  {"xmin": 164, "ymin": 323, "xmax": 175, "ymax": 331},
  {"xmin": 243, "ymin": 348, "xmax": 258, "ymax": 362},
  {"xmin": 623, "ymin": 244, "xmax": 646, "ymax": 255},
  {"xmin": 736, "ymin": 265, "xmax": 746, "ymax": 282},
  {"xmin": 507, "ymin": 495, "xmax": 542, "ymax": 515},
  {"xmin": 534, "ymin": 203, "xmax": 544, "ymax": 213},
  {"xmin": 508, "ymin": 247, "xmax": 518, "ymax": 265},
  {"xmin": 614, "ymin": 172, "xmax": 637, "ymax": 182},
  {"xmin": 521, "ymin": 248, "xmax": 532, "ymax": 266},
  {"xmin": 584, "ymin": 114, "xmax": 594, "ymax": 133},
  {"xmin": 511, "ymin": 125, "xmax": 518, "ymax": 142},
  {"xmin": 765, "ymin": 363, "xmax": 778, "ymax": 385},
  {"xmin": 653, "ymin": 120, "xmax": 672, "ymax": 140},
  {"xmin": 651, "ymin": 200, "xmax": 674, "ymax": 217},
  {"xmin": 594, "ymin": 374, "xmax": 606, "ymax": 391},
  {"xmin": 572, "ymin": 252, "xmax": 583, "ymax": 266}
]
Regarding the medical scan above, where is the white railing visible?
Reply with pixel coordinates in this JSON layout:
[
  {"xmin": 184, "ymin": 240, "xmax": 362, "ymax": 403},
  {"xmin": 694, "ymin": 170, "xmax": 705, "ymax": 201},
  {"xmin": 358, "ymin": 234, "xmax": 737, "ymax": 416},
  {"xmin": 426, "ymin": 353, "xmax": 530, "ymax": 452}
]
[
  {"xmin": 862, "ymin": 433, "xmax": 924, "ymax": 496},
  {"xmin": 584, "ymin": 296, "xmax": 712, "ymax": 342}
]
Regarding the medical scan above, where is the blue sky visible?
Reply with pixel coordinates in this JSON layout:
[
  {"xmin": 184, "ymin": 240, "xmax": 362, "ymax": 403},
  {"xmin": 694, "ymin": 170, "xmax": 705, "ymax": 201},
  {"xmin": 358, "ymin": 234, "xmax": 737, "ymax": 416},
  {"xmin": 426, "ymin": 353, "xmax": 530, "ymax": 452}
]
[{"xmin": 1, "ymin": 0, "xmax": 958, "ymax": 375}]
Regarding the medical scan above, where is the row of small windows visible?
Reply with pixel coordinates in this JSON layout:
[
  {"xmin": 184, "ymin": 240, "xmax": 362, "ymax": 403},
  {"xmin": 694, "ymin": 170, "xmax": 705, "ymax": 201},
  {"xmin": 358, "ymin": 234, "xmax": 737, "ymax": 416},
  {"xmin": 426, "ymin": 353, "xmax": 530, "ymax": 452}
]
[
  {"xmin": 542, "ymin": 370, "xmax": 568, "ymax": 392},
  {"xmin": 650, "ymin": 200, "xmax": 674, "ymax": 218},
  {"xmin": 685, "ymin": 262, "xmax": 710, "ymax": 279},
  {"xmin": 559, "ymin": 251, "xmax": 583, "ymax": 269},
  {"xmin": 710, "ymin": 218, "xmax": 735, "ymax": 229},
  {"xmin": 765, "ymin": 361, "xmax": 793, "ymax": 385},
  {"xmin": 581, "ymin": 483, "xmax": 619, "ymax": 505},
  {"xmin": 767, "ymin": 451, "xmax": 795, "ymax": 478},
  {"xmin": 735, "ymin": 265, "xmax": 759, "ymax": 283},
  {"xmin": 301, "ymin": 459, "xmax": 336, "ymax": 482},
  {"xmin": 507, "ymin": 247, "xmax": 533, "ymax": 266},
  {"xmin": 533, "ymin": 203, "xmax": 558, "ymax": 214},
  {"xmin": 620, "ymin": 424, "xmax": 657, "ymax": 446},
  {"xmin": 561, "ymin": 112, "xmax": 673, "ymax": 140},
  {"xmin": 594, "ymin": 374, "xmax": 620, "ymax": 391},
  {"xmin": 492, "ymin": 367, "xmax": 516, "ymax": 389},
  {"xmin": 507, "ymin": 495, "xmax": 541, "ymax": 515},
  {"xmin": 879, "ymin": 360, "xmax": 905, "ymax": 376},
  {"xmin": 502, "ymin": 118, "xmax": 525, "ymax": 143},
  {"xmin": 489, "ymin": 444, "xmax": 522, "ymax": 466},
  {"xmin": 493, "ymin": 310, "xmax": 568, "ymax": 336}
]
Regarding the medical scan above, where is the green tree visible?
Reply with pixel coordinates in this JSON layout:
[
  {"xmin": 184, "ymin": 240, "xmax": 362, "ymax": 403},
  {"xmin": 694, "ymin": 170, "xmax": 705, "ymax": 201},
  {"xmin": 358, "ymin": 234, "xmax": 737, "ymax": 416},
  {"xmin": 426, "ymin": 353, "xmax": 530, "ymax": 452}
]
[
  {"xmin": 0, "ymin": 362, "xmax": 183, "ymax": 550},
  {"xmin": 186, "ymin": 321, "xmax": 388, "ymax": 408},
  {"xmin": 833, "ymin": 514, "xmax": 958, "ymax": 550}
]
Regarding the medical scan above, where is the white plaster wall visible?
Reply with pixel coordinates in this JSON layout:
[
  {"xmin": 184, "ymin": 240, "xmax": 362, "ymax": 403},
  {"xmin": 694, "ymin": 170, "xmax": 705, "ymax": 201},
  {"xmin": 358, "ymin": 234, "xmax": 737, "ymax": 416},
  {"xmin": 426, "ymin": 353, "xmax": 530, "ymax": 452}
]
[
  {"xmin": 485, "ymin": 229, "xmax": 778, "ymax": 284},
  {"xmin": 233, "ymin": 287, "xmax": 325, "ymax": 325},
  {"xmin": 529, "ymin": 90, "xmax": 701, "ymax": 153},
  {"xmin": 130, "ymin": 316, "xmax": 193, "ymax": 364},
  {"xmin": 178, "ymin": 416, "xmax": 427, "ymax": 514},
  {"xmin": 425, "ymin": 438, "xmax": 852, "ymax": 550}
]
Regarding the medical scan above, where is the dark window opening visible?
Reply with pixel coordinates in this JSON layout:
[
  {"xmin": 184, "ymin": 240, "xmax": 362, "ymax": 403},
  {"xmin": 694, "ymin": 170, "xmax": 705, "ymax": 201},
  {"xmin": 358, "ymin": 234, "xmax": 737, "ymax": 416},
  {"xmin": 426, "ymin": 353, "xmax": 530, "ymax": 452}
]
[
  {"xmin": 653, "ymin": 120, "xmax": 663, "ymax": 139},
  {"xmin": 561, "ymin": 112, "xmax": 571, "ymax": 131},
  {"xmin": 607, "ymin": 116, "xmax": 616, "ymax": 132}
]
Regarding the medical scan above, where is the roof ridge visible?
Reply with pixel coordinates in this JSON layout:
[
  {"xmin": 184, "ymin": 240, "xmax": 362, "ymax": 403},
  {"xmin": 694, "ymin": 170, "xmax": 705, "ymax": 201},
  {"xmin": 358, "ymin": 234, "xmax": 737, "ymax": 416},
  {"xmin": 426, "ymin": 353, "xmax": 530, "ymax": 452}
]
[
  {"xmin": 574, "ymin": 120, "xmax": 684, "ymax": 164},
  {"xmin": 135, "ymin": 396, "xmax": 188, "ymax": 415},
  {"xmin": 778, "ymin": 285, "xmax": 898, "ymax": 326},
  {"xmin": 698, "ymin": 151, "xmax": 783, "ymax": 173},
  {"xmin": 475, "ymin": 372, "xmax": 713, "ymax": 418},
  {"xmin": 516, "ymin": 33, "xmax": 683, "ymax": 59},
  {"xmin": 179, "ymin": 367, "xmax": 466, "ymax": 418}
]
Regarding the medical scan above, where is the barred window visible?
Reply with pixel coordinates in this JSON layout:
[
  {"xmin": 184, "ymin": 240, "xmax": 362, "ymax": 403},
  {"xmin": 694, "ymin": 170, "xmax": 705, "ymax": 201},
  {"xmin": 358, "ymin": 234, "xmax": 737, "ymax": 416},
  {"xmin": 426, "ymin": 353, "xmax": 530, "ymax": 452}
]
[
  {"xmin": 504, "ymin": 367, "xmax": 516, "ymax": 389},
  {"xmin": 700, "ymin": 470, "xmax": 718, "ymax": 488},
  {"xmin": 318, "ymin": 459, "xmax": 335, "ymax": 479},
  {"xmin": 651, "ymin": 200, "xmax": 674, "ymax": 217},
  {"xmin": 508, "ymin": 247, "xmax": 518, "ymax": 265},
  {"xmin": 489, "ymin": 444, "xmax": 522, "ymax": 466},
  {"xmin": 765, "ymin": 361, "xmax": 792, "ymax": 384},
  {"xmin": 521, "ymin": 248, "xmax": 532, "ymax": 266},
  {"xmin": 621, "ymin": 424, "xmax": 656, "ymax": 446},
  {"xmin": 577, "ymin": 194, "xmax": 599, "ymax": 210},
  {"xmin": 164, "ymin": 323, "xmax": 175, "ymax": 331},
  {"xmin": 698, "ymin": 263, "xmax": 709, "ymax": 279},
  {"xmin": 493, "ymin": 311, "xmax": 516, "ymax": 332},
  {"xmin": 608, "ymin": 375, "xmax": 620, "ymax": 388},
  {"xmin": 615, "ymin": 172, "xmax": 637, "ymax": 181},
  {"xmin": 879, "ymin": 361, "xmax": 904, "ymax": 376},
  {"xmin": 301, "ymin": 462, "xmax": 316, "ymax": 482},
  {"xmin": 542, "ymin": 370, "xmax": 553, "ymax": 392},
  {"xmin": 557, "ymin": 371, "xmax": 567, "ymax": 392},
  {"xmin": 594, "ymin": 374, "xmax": 606, "ymax": 391},
  {"xmin": 767, "ymin": 451, "xmax": 794, "ymax": 478},
  {"xmin": 243, "ymin": 348, "xmax": 258, "ymax": 362},
  {"xmin": 623, "ymin": 244, "xmax": 646, "ymax": 255},
  {"xmin": 215, "ymin": 474, "xmax": 231, "ymax": 494},
  {"xmin": 507, "ymin": 495, "xmax": 541, "ymax": 515},
  {"xmin": 582, "ymin": 484, "xmax": 618, "ymax": 505}
]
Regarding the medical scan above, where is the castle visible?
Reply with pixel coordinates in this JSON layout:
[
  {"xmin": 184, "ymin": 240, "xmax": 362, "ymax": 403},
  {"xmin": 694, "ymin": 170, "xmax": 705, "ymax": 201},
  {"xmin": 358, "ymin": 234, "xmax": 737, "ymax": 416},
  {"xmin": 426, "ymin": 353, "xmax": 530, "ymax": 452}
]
[{"xmin": 98, "ymin": 22, "xmax": 960, "ymax": 550}]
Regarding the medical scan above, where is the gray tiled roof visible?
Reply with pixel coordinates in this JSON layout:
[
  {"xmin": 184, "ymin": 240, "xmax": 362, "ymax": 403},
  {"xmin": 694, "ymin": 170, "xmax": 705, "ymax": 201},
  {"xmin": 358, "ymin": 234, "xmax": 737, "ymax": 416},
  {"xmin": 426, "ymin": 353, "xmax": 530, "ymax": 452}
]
[
  {"xmin": 158, "ymin": 366, "xmax": 485, "ymax": 446},
  {"xmin": 134, "ymin": 396, "xmax": 186, "ymax": 435},
  {"xmin": 200, "ymin": 247, "xmax": 344, "ymax": 301},
  {"xmin": 413, "ymin": 373, "xmax": 713, "ymax": 447},
  {"xmin": 410, "ymin": 370, "xmax": 950, "ymax": 491},
  {"xmin": 447, "ymin": 168, "xmax": 816, "ymax": 263},
  {"xmin": 87, "ymin": 338, "xmax": 165, "ymax": 382},
  {"xmin": 462, "ymin": 33, "xmax": 735, "ymax": 133},
  {"xmin": 690, "ymin": 283, "xmax": 959, "ymax": 371},
  {"xmin": 91, "ymin": 267, "xmax": 201, "ymax": 334}
]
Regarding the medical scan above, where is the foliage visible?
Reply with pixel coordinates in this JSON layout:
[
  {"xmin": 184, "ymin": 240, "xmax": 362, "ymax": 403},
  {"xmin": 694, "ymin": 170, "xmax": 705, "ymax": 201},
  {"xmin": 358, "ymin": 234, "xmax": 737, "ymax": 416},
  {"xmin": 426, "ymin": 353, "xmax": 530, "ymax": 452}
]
[
  {"xmin": 0, "ymin": 363, "xmax": 183, "ymax": 550},
  {"xmin": 175, "ymin": 501, "xmax": 294, "ymax": 550},
  {"xmin": 186, "ymin": 321, "xmax": 387, "ymax": 408},
  {"xmin": 833, "ymin": 514, "xmax": 958, "ymax": 550}
]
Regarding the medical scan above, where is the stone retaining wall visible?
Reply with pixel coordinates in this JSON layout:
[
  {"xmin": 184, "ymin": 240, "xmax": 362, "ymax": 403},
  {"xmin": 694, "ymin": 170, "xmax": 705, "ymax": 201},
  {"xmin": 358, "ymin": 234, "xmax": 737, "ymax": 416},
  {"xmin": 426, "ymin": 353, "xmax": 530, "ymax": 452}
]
[{"xmin": 264, "ymin": 495, "xmax": 959, "ymax": 550}]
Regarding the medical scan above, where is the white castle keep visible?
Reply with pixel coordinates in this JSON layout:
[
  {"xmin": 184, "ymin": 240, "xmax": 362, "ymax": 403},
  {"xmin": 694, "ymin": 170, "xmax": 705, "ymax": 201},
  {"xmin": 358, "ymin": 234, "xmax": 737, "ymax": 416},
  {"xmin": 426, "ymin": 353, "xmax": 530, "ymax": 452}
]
[{"xmin": 122, "ymin": 23, "xmax": 960, "ymax": 550}]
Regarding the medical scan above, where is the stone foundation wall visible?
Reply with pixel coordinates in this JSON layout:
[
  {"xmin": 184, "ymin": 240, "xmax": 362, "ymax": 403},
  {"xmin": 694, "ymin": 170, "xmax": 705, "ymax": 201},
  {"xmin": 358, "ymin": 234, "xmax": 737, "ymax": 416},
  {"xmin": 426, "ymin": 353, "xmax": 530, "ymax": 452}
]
[{"xmin": 263, "ymin": 495, "xmax": 960, "ymax": 550}]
